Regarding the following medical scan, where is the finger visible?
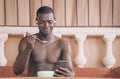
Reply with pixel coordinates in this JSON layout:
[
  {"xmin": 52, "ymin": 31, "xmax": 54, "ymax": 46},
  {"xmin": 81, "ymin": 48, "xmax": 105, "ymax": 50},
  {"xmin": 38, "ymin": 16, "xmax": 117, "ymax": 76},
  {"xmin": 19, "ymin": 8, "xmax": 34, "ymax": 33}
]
[
  {"xmin": 59, "ymin": 68, "xmax": 72, "ymax": 75},
  {"xmin": 55, "ymin": 69, "xmax": 68, "ymax": 76},
  {"xmin": 54, "ymin": 73, "xmax": 64, "ymax": 77},
  {"xmin": 26, "ymin": 32, "xmax": 31, "ymax": 36},
  {"xmin": 59, "ymin": 67, "xmax": 68, "ymax": 72}
]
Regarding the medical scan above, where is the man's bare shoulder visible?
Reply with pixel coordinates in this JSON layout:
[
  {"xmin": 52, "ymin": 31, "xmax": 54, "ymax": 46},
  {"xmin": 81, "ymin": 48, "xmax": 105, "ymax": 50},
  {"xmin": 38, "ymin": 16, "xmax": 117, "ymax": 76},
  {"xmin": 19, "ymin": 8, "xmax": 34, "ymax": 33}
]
[
  {"xmin": 55, "ymin": 36, "xmax": 70, "ymax": 47},
  {"xmin": 55, "ymin": 36, "xmax": 71, "ymax": 55}
]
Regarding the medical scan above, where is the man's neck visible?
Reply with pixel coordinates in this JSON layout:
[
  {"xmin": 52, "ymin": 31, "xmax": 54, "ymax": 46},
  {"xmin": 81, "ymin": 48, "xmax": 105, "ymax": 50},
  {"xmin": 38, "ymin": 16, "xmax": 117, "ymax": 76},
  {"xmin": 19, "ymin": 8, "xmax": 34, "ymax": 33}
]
[{"xmin": 37, "ymin": 33, "xmax": 53, "ymax": 41}]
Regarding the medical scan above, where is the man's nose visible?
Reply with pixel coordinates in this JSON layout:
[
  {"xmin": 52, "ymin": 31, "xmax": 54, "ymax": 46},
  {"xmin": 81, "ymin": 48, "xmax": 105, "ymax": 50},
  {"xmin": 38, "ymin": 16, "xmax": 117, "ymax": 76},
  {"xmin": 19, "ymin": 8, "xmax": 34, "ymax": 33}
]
[{"xmin": 44, "ymin": 22, "xmax": 49, "ymax": 26}]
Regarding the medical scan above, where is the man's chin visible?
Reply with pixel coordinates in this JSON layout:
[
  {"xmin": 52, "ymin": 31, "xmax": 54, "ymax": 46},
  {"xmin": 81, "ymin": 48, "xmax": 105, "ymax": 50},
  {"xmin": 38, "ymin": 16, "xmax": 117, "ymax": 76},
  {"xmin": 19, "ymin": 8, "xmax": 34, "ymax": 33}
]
[
  {"xmin": 39, "ymin": 30, "xmax": 52, "ymax": 36},
  {"xmin": 43, "ymin": 32, "xmax": 52, "ymax": 36}
]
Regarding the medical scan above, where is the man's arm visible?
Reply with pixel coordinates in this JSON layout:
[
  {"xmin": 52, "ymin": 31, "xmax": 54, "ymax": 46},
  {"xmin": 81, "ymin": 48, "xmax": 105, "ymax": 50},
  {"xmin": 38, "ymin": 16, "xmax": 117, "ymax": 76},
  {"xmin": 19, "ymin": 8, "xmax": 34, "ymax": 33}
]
[
  {"xmin": 13, "ymin": 34, "xmax": 37, "ymax": 75},
  {"xmin": 13, "ymin": 37, "xmax": 32, "ymax": 75},
  {"xmin": 54, "ymin": 39, "xmax": 74, "ymax": 77}
]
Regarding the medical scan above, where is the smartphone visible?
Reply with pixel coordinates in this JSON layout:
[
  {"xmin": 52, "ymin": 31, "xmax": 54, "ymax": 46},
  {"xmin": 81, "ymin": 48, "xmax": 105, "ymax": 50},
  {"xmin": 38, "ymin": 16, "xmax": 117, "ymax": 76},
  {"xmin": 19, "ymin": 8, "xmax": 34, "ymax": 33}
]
[{"xmin": 56, "ymin": 60, "xmax": 68, "ymax": 68}]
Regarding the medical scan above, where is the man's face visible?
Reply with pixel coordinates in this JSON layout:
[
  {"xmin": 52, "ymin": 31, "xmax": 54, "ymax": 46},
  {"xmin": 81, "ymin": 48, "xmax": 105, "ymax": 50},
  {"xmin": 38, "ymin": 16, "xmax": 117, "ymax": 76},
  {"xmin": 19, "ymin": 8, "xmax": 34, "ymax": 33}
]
[{"xmin": 36, "ymin": 13, "xmax": 55, "ymax": 36}]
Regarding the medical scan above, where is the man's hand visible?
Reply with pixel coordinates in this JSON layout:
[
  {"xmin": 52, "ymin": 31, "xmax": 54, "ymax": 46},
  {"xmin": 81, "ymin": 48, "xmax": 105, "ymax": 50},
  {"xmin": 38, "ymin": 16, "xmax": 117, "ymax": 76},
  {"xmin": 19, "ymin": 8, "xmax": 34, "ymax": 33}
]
[
  {"xmin": 26, "ymin": 32, "xmax": 37, "ymax": 49},
  {"xmin": 54, "ymin": 67, "xmax": 74, "ymax": 77}
]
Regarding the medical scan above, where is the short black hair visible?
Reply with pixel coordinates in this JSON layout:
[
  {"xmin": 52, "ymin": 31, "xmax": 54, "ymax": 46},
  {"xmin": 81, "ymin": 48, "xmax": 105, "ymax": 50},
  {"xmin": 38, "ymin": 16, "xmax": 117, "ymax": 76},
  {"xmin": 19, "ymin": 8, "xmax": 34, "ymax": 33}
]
[{"xmin": 36, "ymin": 6, "xmax": 54, "ymax": 17}]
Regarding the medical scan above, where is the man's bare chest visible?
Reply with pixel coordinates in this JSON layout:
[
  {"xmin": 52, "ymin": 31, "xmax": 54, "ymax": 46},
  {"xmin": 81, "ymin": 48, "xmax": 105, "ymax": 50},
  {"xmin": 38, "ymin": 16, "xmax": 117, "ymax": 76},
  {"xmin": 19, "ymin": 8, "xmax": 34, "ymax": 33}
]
[{"xmin": 31, "ymin": 41, "xmax": 62, "ymax": 63}]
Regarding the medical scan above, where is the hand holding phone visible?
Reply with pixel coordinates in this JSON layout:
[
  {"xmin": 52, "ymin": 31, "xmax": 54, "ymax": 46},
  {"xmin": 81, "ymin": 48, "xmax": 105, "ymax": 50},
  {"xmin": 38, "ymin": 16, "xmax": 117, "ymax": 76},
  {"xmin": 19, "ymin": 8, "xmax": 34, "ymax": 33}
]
[{"xmin": 55, "ymin": 60, "xmax": 73, "ymax": 77}]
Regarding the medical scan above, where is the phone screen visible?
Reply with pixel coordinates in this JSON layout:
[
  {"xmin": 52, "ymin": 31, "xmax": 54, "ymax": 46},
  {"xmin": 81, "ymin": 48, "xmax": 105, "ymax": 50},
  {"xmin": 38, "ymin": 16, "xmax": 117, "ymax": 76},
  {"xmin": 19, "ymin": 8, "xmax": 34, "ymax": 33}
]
[{"xmin": 56, "ymin": 60, "xmax": 68, "ymax": 68}]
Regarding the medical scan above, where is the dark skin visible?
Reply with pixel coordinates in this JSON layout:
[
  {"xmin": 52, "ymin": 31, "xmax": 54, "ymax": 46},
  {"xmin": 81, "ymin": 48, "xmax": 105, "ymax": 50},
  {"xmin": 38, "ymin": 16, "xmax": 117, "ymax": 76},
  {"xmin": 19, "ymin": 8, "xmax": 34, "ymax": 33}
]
[{"xmin": 13, "ymin": 13, "xmax": 74, "ymax": 77}]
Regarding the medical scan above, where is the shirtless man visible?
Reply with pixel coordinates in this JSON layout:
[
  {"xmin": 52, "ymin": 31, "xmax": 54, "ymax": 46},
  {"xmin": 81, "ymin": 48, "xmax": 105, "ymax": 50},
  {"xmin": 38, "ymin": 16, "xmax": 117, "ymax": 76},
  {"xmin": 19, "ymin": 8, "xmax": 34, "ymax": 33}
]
[{"xmin": 13, "ymin": 6, "xmax": 74, "ymax": 77}]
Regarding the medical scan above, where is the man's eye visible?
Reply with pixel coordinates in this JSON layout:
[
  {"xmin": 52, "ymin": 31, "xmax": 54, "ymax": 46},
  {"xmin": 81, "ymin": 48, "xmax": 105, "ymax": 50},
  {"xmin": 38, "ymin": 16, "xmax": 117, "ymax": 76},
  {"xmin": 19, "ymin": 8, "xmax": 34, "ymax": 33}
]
[{"xmin": 48, "ymin": 21, "xmax": 54, "ymax": 24}]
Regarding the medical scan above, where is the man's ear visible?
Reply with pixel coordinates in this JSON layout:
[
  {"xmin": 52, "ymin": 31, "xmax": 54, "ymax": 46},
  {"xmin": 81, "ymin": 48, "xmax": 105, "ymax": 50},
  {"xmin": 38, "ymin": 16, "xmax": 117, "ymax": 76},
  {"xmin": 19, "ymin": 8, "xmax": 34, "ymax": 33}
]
[
  {"xmin": 35, "ymin": 18, "xmax": 38, "ymax": 24},
  {"xmin": 54, "ymin": 18, "xmax": 56, "ymax": 23}
]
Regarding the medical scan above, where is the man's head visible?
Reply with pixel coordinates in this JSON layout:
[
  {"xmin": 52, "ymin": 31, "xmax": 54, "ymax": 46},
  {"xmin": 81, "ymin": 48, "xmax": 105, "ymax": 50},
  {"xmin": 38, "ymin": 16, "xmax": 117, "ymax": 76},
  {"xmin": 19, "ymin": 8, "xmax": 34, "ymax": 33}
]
[
  {"xmin": 36, "ymin": 6, "xmax": 56, "ymax": 36},
  {"xmin": 36, "ymin": 6, "xmax": 55, "ymax": 17}
]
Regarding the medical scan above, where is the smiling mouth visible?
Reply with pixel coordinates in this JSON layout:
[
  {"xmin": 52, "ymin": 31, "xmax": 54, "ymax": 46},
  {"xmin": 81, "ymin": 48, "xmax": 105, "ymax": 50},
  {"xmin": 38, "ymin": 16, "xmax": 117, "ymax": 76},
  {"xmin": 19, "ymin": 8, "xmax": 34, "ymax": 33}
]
[
  {"xmin": 43, "ymin": 28, "xmax": 50, "ymax": 30},
  {"xmin": 42, "ymin": 28, "xmax": 51, "ymax": 32}
]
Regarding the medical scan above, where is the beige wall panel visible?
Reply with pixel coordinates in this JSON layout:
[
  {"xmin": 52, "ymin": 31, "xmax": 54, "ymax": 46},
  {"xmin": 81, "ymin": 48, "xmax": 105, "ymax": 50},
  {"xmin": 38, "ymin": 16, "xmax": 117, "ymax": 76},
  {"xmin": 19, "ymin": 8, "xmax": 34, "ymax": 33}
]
[
  {"xmin": 54, "ymin": 0, "xmax": 65, "ymax": 26},
  {"xmin": 101, "ymin": 0, "xmax": 112, "ymax": 26},
  {"xmin": 0, "ymin": 0, "xmax": 5, "ymax": 25},
  {"xmin": 30, "ymin": 0, "xmax": 41, "ymax": 26},
  {"xmin": 66, "ymin": 0, "xmax": 77, "ymax": 26},
  {"xmin": 85, "ymin": 37, "xmax": 105, "ymax": 67},
  {"xmin": 77, "ymin": 0, "xmax": 88, "ymax": 26},
  {"xmin": 113, "ymin": 37, "xmax": 120, "ymax": 67},
  {"xmin": 5, "ymin": 0, "xmax": 17, "ymax": 25},
  {"xmin": 5, "ymin": 36, "xmax": 23, "ymax": 66},
  {"xmin": 42, "ymin": 0, "xmax": 53, "ymax": 8},
  {"xmin": 18, "ymin": 0, "xmax": 30, "ymax": 26},
  {"xmin": 89, "ymin": 0, "xmax": 100, "ymax": 26},
  {"xmin": 113, "ymin": 0, "xmax": 120, "ymax": 26}
]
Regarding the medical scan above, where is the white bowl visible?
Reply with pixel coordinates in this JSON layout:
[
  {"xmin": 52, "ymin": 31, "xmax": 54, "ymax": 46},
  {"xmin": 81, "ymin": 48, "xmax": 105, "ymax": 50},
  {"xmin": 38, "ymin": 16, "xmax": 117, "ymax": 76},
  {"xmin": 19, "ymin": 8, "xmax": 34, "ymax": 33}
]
[{"xmin": 37, "ymin": 71, "xmax": 54, "ymax": 77}]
